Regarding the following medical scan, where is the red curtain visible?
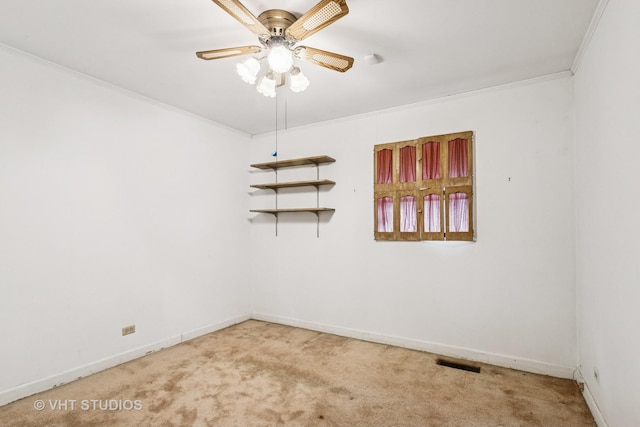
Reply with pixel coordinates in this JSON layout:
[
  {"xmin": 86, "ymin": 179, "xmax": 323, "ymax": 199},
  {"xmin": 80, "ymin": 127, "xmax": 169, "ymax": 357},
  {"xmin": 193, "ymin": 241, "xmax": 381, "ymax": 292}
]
[
  {"xmin": 400, "ymin": 195, "xmax": 416, "ymax": 232},
  {"xmin": 448, "ymin": 138, "xmax": 469, "ymax": 178},
  {"xmin": 449, "ymin": 192, "xmax": 469, "ymax": 232},
  {"xmin": 423, "ymin": 194, "xmax": 440, "ymax": 232},
  {"xmin": 377, "ymin": 149, "xmax": 393, "ymax": 184},
  {"xmin": 422, "ymin": 141, "xmax": 441, "ymax": 180},
  {"xmin": 399, "ymin": 146, "xmax": 416, "ymax": 183},
  {"xmin": 377, "ymin": 197, "xmax": 393, "ymax": 232}
]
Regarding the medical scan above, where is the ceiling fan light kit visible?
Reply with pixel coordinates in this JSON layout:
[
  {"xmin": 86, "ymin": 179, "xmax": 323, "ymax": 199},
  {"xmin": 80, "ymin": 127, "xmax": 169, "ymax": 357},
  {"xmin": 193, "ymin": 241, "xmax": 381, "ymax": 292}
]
[
  {"xmin": 197, "ymin": 0, "xmax": 354, "ymax": 97},
  {"xmin": 289, "ymin": 67, "xmax": 310, "ymax": 93},
  {"xmin": 267, "ymin": 43, "xmax": 294, "ymax": 73},
  {"xmin": 256, "ymin": 72, "xmax": 277, "ymax": 98},
  {"xmin": 236, "ymin": 57, "xmax": 260, "ymax": 84}
]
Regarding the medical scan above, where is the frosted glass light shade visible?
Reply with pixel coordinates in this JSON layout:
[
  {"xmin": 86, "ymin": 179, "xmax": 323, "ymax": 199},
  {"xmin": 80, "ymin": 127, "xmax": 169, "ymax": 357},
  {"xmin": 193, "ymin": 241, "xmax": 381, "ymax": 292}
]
[
  {"xmin": 236, "ymin": 57, "xmax": 260, "ymax": 84},
  {"xmin": 289, "ymin": 67, "xmax": 310, "ymax": 93},
  {"xmin": 267, "ymin": 45, "xmax": 293, "ymax": 73},
  {"xmin": 257, "ymin": 73, "xmax": 276, "ymax": 97}
]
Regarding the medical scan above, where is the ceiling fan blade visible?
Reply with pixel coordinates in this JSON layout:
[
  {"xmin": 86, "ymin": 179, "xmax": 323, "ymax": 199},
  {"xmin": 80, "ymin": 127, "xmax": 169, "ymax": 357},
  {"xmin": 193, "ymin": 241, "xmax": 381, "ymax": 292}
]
[
  {"xmin": 294, "ymin": 46, "xmax": 354, "ymax": 72},
  {"xmin": 285, "ymin": 0, "xmax": 349, "ymax": 41},
  {"xmin": 212, "ymin": 0, "xmax": 271, "ymax": 40},
  {"xmin": 196, "ymin": 45, "xmax": 262, "ymax": 60}
]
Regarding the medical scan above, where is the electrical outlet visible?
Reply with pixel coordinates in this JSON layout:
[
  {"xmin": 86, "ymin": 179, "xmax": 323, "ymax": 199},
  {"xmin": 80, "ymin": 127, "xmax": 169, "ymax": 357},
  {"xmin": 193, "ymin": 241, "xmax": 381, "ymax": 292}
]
[{"xmin": 122, "ymin": 325, "xmax": 135, "ymax": 336}]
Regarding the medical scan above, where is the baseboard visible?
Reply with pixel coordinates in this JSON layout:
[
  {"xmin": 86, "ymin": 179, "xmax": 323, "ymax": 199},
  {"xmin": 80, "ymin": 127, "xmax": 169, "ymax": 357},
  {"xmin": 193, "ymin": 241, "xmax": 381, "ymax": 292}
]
[
  {"xmin": 180, "ymin": 313, "xmax": 251, "ymax": 342},
  {"xmin": 251, "ymin": 313, "xmax": 576, "ymax": 379},
  {"xmin": 0, "ymin": 313, "xmax": 250, "ymax": 407},
  {"xmin": 574, "ymin": 368, "xmax": 609, "ymax": 427},
  {"xmin": 1, "ymin": 312, "xmax": 578, "ymax": 408}
]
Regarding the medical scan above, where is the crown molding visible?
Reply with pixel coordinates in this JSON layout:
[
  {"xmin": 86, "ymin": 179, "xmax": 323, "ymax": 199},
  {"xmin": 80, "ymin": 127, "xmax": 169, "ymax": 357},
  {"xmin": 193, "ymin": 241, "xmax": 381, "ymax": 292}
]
[{"xmin": 571, "ymin": 0, "xmax": 610, "ymax": 73}]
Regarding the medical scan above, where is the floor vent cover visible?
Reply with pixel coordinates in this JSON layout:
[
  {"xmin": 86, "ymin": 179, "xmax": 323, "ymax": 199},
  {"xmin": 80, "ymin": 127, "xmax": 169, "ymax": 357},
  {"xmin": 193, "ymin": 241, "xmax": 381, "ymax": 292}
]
[{"xmin": 436, "ymin": 358, "xmax": 481, "ymax": 373}]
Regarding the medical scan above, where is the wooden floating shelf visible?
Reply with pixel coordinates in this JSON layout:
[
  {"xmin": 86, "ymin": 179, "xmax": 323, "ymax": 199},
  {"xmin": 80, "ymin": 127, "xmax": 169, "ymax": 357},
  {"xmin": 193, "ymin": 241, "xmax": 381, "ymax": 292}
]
[
  {"xmin": 250, "ymin": 208, "xmax": 335, "ymax": 215},
  {"xmin": 250, "ymin": 155, "xmax": 335, "ymax": 170},
  {"xmin": 250, "ymin": 155, "xmax": 335, "ymax": 236},
  {"xmin": 250, "ymin": 179, "xmax": 336, "ymax": 190}
]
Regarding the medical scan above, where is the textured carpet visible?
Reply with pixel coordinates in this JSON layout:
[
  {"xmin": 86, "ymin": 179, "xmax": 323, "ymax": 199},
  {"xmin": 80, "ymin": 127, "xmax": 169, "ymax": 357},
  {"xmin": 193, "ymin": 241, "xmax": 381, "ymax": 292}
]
[{"xmin": 0, "ymin": 320, "xmax": 595, "ymax": 426}]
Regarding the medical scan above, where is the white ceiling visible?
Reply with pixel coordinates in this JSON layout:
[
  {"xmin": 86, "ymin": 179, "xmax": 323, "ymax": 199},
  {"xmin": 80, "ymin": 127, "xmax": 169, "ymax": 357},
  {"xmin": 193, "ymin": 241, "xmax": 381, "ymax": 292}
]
[{"xmin": 0, "ymin": 0, "xmax": 599, "ymax": 135}]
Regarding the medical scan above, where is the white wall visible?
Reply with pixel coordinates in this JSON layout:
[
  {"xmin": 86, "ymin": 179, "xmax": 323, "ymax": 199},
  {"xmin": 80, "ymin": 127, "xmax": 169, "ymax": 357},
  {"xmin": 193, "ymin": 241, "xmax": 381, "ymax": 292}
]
[
  {"xmin": 9, "ymin": 6, "xmax": 638, "ymax": 420},
  {"xmin": 249, "ymin": 75, "xmax": 578, "ymax": 376},
  {"xmin": 574, "ymin": 0, "xmax": 640, "ymax": 425},
  {"xmin": 0, "ymin": 45, "xmax": 251, "ymax": 404}
]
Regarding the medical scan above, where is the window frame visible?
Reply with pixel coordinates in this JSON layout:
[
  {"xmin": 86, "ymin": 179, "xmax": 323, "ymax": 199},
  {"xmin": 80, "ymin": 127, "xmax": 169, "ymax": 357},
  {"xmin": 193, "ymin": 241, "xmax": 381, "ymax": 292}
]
[
  {"xmin": 373, "ymin": 131, "xmax": 475, "ymax": 242},
  {"xmin": 374, "ymin": 191, "xmax": 397, "ymax": 240}
]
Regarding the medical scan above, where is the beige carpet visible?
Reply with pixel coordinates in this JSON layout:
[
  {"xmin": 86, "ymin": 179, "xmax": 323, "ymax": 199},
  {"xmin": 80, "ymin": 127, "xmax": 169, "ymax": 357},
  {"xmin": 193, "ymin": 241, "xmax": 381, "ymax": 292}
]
[{"xmin": 0, "ymin": 320, "xmax": 595, "ymax": 426}]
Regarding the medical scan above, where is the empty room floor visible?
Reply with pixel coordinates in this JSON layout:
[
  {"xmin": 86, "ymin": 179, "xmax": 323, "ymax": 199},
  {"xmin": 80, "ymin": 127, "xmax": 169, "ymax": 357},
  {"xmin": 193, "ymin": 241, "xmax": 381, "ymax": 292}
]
[{"xmin": 0, "ymin": 320, "xmax": 595, "ymax": 426}]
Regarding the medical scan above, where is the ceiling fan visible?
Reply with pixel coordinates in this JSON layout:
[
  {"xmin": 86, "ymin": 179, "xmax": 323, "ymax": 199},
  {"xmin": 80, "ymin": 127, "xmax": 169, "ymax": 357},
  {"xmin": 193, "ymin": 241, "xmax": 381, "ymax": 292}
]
[{"xmin": 196, "ymin": 0, "xmax": 354, "ymax": 97}]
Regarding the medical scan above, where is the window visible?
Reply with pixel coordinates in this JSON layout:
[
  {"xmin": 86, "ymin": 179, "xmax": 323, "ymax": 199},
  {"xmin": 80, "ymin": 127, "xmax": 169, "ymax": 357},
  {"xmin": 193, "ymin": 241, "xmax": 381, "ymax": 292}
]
[{"xmin": 374, "ymin": 131, "xmax": 474, "ymax": 241}]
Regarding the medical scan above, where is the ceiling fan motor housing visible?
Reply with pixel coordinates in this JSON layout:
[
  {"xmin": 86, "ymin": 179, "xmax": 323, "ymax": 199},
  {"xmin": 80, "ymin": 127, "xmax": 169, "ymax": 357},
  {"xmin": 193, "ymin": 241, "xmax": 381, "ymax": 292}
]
[{"xmin": 258, "ymin": 9, "xmax": 297, "ymax": 37}]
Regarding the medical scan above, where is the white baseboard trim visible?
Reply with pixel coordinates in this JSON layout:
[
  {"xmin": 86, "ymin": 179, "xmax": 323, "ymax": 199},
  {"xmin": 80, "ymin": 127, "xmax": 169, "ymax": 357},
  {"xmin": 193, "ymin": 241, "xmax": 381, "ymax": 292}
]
[
  {"xmin": 1, "ymin": 312, "xmax": 580, "ymax": 408},
  {"xmin": 251, "ymin": 313, "xmax": 576, "ymax": 379},
  {"xmin": 574, "ymin": 368, "xmax": 609, "ymax": 427},
  {"xmin": 180, "ymin": 313, "xmax": 250, "ymax": 342},
  {"xmin": 0, "ymin": 313, "xmax": 250, "ymax": 407}
]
